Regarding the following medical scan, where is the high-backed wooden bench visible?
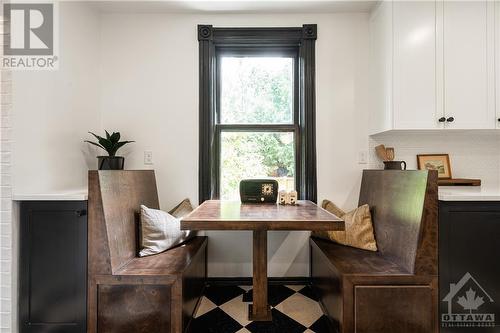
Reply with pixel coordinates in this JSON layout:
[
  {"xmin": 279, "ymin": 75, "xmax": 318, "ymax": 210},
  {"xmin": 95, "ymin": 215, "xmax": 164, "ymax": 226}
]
[
  {"xmin": 87, "ymin": 170, "xmax": 207, "ymax": 333},
  {"xmin": 310, "ymin": 170, "xmax": 438, "ymax": 333}
]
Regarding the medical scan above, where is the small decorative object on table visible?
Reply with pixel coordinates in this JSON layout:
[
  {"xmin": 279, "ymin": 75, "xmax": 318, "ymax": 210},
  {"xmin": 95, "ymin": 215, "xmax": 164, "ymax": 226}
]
[
  {"xmin": 239, "ymin": 179, "xmax": 278, "ymax": 203},
  {"xmin": 85, "ymin": 131, "xmax": 134, "ymax": 170},
  {"xmin": 278, "ymin": 190, "xmax": 298, "ymax": 205},
  {"xmin": 278, "ymin": 190, "xmax": 287, "ymax": 205}
]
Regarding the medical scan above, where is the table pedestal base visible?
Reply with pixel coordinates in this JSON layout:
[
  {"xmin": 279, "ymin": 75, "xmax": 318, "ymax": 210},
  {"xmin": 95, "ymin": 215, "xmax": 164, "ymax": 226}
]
[
  {"xmin": 248, "ymin": 304, "xmax": 272, "ymax": 321},
  {"xmin": 250, "ymin": 230, "xmax": 273, "ymax": 321}
]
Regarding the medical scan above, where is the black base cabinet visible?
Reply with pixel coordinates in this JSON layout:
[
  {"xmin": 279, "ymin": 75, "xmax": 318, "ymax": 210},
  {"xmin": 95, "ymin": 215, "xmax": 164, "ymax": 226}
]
[
  {"xmin": 439, "ymin": 201, "xmax": 500, "ymax": 333},
  {"xmin": 19, "ymin": 201, "xmax": 87, "ymax": 333}
]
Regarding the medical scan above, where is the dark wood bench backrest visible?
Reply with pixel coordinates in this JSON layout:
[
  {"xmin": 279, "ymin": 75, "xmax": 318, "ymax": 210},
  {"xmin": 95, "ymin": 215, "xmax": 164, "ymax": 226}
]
[
  {"xmin": 358, "ymin": 170, "xmax": 438, "ymax": 275},
  {"xmin": 88, "ymin": 170, "xmax": 159, "ymax": 275}
]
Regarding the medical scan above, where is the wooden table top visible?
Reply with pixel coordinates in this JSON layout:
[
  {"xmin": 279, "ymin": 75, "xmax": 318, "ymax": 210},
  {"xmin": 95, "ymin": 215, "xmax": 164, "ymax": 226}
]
[{"xmin": 181, "ymin": 200, "xmax": 345, "ymax": 231}]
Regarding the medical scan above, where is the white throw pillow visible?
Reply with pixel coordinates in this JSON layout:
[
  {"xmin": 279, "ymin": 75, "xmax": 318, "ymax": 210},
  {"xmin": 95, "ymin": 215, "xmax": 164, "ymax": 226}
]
[{"xmin": 139, "ymin": 205, "xmax": 194, "ymax": 257}]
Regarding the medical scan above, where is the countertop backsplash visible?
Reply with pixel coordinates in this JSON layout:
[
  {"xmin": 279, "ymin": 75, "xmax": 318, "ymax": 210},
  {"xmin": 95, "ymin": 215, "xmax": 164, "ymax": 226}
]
[{"xmin": 369, "ymin": 131, "xmax": 500, "ymax": 191}]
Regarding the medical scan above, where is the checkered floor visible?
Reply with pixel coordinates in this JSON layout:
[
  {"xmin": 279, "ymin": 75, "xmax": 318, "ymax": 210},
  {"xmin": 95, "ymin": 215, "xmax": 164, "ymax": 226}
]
[{"xmin": 189, "ymin": 284, "xmax": 331, "ymax": 333}]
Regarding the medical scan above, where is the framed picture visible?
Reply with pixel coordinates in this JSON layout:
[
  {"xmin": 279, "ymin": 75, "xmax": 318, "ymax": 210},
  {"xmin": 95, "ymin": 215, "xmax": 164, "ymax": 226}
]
[{"xmin": 417, "ymin": 154, "xmax": 452, "ymax": 179}]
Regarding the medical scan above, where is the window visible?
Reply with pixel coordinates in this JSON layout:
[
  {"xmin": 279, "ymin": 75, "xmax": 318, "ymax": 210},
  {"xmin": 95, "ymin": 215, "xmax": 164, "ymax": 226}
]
[
  {"xmin": 220, "ymin": 56, "xmax": 294, "ymax": 124},
  {"xmin": 219, "ymin": 54, "xmax": 297, "ymax": 200},
  {"xmin": 198, "ymin": 25, "xmax": 317, "ymax": 202}
]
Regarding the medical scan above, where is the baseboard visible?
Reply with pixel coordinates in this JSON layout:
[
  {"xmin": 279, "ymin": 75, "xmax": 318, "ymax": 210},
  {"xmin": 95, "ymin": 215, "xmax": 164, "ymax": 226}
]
[{"xmin": 206, "ymin": 277, "xmax": 311, "ymax": 286}]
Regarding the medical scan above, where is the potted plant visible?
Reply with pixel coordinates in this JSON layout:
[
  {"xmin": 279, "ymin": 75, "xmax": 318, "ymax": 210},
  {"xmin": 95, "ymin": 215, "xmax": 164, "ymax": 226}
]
[{"xmin": 85, "ymin": 131, "xmax": 134, "ymax": 170}]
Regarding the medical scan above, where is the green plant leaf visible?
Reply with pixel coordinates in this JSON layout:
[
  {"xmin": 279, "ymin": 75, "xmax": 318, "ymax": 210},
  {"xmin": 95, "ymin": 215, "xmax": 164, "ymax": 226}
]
[
  {"xmin": 88, "ymin": 132, "xmax": 104, "ymax": 142},
  {"xmin": 84, "ymin": 140, "xmax": 106, "ymax": 151},
  {"xmin": 110, "ymin": 132, "xmax": 120, "ymax": 144},
  {"xmin": 87, "ymin": 131, "xmax": 133, "ymax": 157},
  {"xmin": 110, "ymin": 140, "xmax": 135, "ymax": 156},
  {"xmin": 117, "ymin": 140, "xmax": 135, "ymax": 147},
  {"xmin": 98, "ymin": 137, "xmax": 114, "ymax": 155}
]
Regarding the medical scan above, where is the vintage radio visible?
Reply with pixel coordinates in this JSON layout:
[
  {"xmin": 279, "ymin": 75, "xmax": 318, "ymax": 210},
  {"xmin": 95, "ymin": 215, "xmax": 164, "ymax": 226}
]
[{"xmin": 239, "ymin": 179, "xmax": 278, "ymax": 203}]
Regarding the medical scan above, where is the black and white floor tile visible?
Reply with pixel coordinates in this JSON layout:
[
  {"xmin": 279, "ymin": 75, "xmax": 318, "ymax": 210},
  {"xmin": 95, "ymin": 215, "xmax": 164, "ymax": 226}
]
[{"xmin": 190, "ymin": 284, "xmax": 332, "ymax": 333}]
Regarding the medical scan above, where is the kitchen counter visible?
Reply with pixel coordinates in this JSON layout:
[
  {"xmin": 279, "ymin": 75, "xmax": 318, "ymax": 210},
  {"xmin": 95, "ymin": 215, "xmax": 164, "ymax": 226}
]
[
  {"xmin": 438, "ymin": 186, "xmax": 500, "ymax": 201},
  {"xmin": 10, "ymin": 187, "xmax": 500, "ymax": 202},
  {"xmin": 13, "ymin": 190, "xmax": 88, "ymax": 201}
]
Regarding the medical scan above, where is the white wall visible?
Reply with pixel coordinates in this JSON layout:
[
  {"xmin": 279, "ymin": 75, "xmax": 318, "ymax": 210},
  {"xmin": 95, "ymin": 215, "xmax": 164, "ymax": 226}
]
[
  {"xmin": 7, "ymin": 3, "xmax": 101, "ymax": 331},
  {"xmin": 12, "ymin": 2, "xmax": 101, "ymax": 194},
  {"xmin": 100, "ymin": 12, "xmax": 370, "ymax": 277}
]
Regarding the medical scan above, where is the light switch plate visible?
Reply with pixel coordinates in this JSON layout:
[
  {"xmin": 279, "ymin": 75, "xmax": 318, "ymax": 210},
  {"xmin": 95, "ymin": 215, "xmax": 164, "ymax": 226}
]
[
  {"xmin": 144, "ymin": 151, "xmax": 153, "ymax": 165},
  {"xmin": 358, "ymin": 150, "xmax": 368, "ymax": 164}
]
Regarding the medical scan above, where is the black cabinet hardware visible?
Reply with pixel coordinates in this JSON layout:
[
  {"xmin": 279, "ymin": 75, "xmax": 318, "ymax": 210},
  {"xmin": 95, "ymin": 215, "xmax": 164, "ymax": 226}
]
[
  {"xmin": 446, "ymin": 117, "xmax": 454, "ymax": 122},
  {"xmin": 76, "ymin": 209, "xmax": 87, "ymax": 216},
  {"xmin": 438, "ymin": 117, "xmax": 446, "ymax": 122}
]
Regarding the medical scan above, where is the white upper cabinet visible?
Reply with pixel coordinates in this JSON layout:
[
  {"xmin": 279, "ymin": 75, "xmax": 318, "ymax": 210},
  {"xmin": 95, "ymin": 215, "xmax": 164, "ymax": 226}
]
[
  {"xmin": 393, "ymin": 1, "xmax": 439, "ymax": 129},
  {"xmin": 369, "ymin": 1, "xmax": 393, "ymax": 134},
  {"xmin": 369, "ymin": 0, "xmax": 498, "ymax": 133},
  {"xmin": 443, "ymin": 1, "xmax": 495, "ymax": 129}
]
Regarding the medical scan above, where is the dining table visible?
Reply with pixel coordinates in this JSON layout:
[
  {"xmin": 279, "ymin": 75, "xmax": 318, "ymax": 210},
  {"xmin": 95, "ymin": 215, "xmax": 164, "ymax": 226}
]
[{"xmin": 180, "ymin": 200, "xmax": 345, "ymax": 321}]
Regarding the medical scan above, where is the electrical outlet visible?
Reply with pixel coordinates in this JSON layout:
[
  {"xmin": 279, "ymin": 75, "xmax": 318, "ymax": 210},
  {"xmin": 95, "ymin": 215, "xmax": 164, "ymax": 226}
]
[
  {"xmin": 144, "ymin": 151, "xmax": 153, "ymax": 165},
  {"xmin": 358, "ymin": 150, "xmax": 368, "ymax": 164}
]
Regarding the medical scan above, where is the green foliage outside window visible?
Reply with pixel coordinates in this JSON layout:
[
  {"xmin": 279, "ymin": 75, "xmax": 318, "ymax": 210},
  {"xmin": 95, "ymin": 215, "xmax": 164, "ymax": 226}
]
[{"xmin": 220, "ymin": 57, "xmax": 296, "ymax": 199}]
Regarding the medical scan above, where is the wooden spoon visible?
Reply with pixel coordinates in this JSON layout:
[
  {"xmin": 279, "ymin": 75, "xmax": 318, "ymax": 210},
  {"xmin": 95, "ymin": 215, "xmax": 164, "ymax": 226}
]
[
  {"xmin": 375, "ymin": 144, "xmax": 388, "ymax": 161},
  {"xmin": 385, "ymin": 147, "xmax": 395, "ymax": 161}
]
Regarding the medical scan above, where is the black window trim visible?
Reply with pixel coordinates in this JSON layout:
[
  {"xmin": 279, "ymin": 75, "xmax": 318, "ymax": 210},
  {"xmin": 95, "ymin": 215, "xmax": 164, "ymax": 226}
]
[{"xmin": 198, "ymin": 24, "xmax": 317, "ymax": 203}]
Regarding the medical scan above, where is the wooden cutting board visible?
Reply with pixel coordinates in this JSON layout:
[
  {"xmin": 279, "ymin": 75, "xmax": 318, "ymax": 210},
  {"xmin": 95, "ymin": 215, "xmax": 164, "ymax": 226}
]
[{"xmin": 438, "ymin": 178, "xmax": 481, "ymax": 186}]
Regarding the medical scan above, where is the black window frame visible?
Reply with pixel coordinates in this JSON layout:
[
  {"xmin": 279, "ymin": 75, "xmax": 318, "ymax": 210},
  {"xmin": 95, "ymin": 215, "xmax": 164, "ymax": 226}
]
[{"xmin": 198, "ymin": 25, "xmax": 317, "ymax": 203}]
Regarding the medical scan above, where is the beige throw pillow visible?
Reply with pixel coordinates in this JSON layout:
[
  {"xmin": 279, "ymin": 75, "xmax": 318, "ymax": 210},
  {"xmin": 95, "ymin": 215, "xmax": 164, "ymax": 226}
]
[
  {"xmin": 169, "ymin": 198, "xmax": 195, "ymax": 218},
  {"xmin": 314, "ymin": 200, "xmax": 377, "ymax": 252},
  {"xmin": 139, "ymin": 199, "xmax": 196, "ymax": 257}
]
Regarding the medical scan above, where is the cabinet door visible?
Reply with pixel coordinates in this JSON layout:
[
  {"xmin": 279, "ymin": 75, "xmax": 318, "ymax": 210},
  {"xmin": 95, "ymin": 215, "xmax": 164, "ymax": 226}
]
[
  {"xmin": 393, "ymin": 1, "xmax": 440, "ymax": 129},
  {"xmin": 443, "ymin": 1, "xmax": 495, "ymax": 129},
  {"xmin": 439, "ymin": 202, "xmax": 500, "ymax": 333},
  {"xmin": 19, "ymin": 201, "xmax": 87, "ymax": 333},
  {"xmin": 369, "ymin": 1, "xmax": 393, "ymax": 134}
]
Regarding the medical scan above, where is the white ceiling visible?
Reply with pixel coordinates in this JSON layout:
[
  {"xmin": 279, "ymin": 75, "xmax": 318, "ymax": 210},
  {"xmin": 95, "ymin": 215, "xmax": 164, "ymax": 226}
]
[{"xmin": 90, "ymin": 1, "xmax": 378, "ymax": 14}]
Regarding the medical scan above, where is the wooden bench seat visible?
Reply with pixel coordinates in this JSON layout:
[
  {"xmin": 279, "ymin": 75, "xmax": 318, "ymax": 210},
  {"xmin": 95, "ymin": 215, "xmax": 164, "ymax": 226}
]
[
  {"xmin": 311, "ymin": 238, "xmax": 408, "ymax": 275},
  {"xmin": 311, "ymin": 170, "xmax": 438, "ymax": 333},
  {"xmin": 87, "ymin": 170, "xmax": 207, "ymax": 333},
  {"xmin": 116, "ymin": 237, "xmax": 207, "ymax": 276}
]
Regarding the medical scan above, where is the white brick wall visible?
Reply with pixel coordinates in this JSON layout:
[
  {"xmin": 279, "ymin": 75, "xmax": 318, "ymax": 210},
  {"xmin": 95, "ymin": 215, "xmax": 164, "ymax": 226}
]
[
  {"xmin": 369, "ymin": 131, "xmax": 500, "ymax": 189},
  {"xmin": 0, "ymin": 2, "xmax": 13, "ymax": 331}
]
